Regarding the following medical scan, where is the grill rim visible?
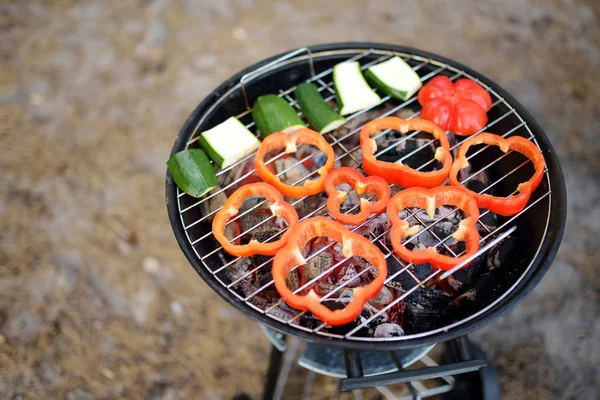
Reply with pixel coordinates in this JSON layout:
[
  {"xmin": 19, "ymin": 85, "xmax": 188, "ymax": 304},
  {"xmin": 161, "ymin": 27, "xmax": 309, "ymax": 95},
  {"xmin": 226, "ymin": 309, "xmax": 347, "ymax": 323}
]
[{"xmin": 165, "ymin": 42, "xmax": 567, "ymax": 350}]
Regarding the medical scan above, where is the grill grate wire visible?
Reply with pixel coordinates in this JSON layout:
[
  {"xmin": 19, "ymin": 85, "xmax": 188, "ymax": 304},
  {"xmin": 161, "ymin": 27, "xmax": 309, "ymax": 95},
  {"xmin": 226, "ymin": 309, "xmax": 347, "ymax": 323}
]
[{"xmin": 175, "ymin": 49, "xmax": 551, "ymax": 342}]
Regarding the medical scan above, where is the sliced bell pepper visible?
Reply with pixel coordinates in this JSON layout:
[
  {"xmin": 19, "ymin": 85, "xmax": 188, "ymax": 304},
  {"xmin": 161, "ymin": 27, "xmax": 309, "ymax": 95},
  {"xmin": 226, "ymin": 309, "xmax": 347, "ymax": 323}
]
[
  {"xmin": 254, "ymin": 128, "xmax": 335, "ymax": 198},
  {"xmin": 360, "ymin": 116, "xmax": 452, "ymax": 188},
  {"xmin": 212, "ymin": 182, "xmax": 299, "ymax": 257},
  {"xmin": 324, "ymin": 167, "xmax": 391, "ymax": 225},
  {"xmin": 272, "ymin": 216, "xmax": 387, "ymax": 326},
  {"xmin": 417, "ymin": 76, "xmax": 492, "ymax": 136},
  {"xmin": 449, "ymin": 133, "xmax": 545, "ymax": 216},
  {"xmin": 387, "ymin": 186, "xmax": 480, "ymax": 271}
]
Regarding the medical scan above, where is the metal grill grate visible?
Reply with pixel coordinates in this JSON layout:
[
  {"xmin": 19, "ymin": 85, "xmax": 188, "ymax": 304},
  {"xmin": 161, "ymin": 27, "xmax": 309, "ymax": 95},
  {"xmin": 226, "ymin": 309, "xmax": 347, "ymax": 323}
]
[{"xmin": 175, "ymin": 48, "xmax": 552, "ymax": 342}]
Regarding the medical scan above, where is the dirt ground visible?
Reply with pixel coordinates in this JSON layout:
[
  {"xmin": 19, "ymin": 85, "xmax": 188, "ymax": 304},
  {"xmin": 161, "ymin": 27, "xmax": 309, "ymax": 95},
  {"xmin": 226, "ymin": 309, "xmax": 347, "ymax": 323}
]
[{"xmin": 1, "ymin": 0, "xmax": 599, "ymax": 399}]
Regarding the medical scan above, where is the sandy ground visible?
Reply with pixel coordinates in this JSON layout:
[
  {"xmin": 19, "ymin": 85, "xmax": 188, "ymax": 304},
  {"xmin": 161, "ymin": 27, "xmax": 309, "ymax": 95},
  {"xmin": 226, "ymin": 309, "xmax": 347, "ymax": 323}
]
[{"xmin": 1, "ymin": 0, "xmax": 599, "ymax": 399}]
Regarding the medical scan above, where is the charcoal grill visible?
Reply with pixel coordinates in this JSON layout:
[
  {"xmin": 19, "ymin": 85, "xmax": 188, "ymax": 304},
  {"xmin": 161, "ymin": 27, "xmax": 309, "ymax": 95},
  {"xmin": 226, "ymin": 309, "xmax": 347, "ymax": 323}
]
[{"xmin": 166, "ymin": 43, "xmax": 566, "ymax": 398}]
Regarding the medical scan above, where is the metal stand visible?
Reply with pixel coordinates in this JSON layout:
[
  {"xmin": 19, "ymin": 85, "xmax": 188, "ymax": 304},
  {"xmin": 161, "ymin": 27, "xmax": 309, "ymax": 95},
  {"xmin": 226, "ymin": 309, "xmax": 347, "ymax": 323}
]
[{"xmin": 257, "ymin": 335, "xmax": 500, "ymax": 400}]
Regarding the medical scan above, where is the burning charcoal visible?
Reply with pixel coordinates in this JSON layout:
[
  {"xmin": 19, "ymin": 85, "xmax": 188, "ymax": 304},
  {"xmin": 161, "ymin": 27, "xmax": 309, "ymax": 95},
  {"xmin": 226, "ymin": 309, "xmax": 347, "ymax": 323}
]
[
  {"xmin": 353, "ymin": 214, "xmax": 390, "ymax": 239},
  {"xmin": 403, "ymin": 287, "xmax": 453, "ymax": 333},
  {"xmin": 305, "ymin": 252, "xmax": 334, "ymax": 282},
  {"xmin": 219, "ymin": 157, "xmax": 262, "ymax": 193},
  {"xmin": 268, "ymin": 303, "xmax": 297, "ymax": 320},
  {"xmin": 414, "ymin": 229, "xmax": 437, "ymax": 248},
  {"xmin": 249, "ymin": 253, "xmax": 271, "ymax": 271},
  {"xmin": 200, "ymin": 190, "xmax": 227, "ymax": 219},
  {"xmin": 298, "ymin": 314, "xmax": 323, "ymax": 330},
  {"xmin": 251, "ymin": 229, "xmax": 282, "ymax": 249},
  {"xmin": 336, "ymin": 183, "xmax": 361, "ymax": 214},
  {"xmin": 337, "ymin": 264, "xmax": 361, "ymax": 288},
  {"xmin": 238, "ymin": 197, "xmax": 273, "ymax": 236},
  {"xmin": 286, "ymin": 269, "xmax": 301, "ymax": 292},
  {"xmin": 374, "ymin": 323, "xmax": 404, "ymax": 338},
  {"xmin": 368, "ymin": 286, "xmax": 393, "ymax": 309},
  {"xmin": 248, "ymin": 294, "xmax": 268, "ymax": 309},
  {"xmin": 226, "ymin": 258, "xmax": 253, "ymax": 290},
  {"xmin": 315, "ymin": 282, "xmax": 337, "ymax": 296},
  {"xmin": 431, "ymin": 221, "xmax": 458, "ymax": 244},
  {"xmin": 274, "ymin": 157, "xmax": 310, "ymax": 186}
]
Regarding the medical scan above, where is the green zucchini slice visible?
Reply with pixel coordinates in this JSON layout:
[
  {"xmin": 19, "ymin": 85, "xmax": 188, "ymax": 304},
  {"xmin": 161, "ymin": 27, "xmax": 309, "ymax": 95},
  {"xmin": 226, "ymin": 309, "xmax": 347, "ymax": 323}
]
[{"xmin": 294, "ymin": 83, "xmax": 346, "ymax": 133}]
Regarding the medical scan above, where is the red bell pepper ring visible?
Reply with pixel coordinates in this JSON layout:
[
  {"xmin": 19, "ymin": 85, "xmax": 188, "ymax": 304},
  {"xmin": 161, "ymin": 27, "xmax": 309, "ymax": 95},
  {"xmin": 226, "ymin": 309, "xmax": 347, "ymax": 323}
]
[
  {"xmin": 417, "ymin": 76, "xmax": 492, "ymax": 136},
  {"xmin": 272, "ymin": 217, "xmax": 387, "ymax": 326},
  {"xmin": 360, "ymin": 117, "xmax": 452, "ymax": 188},
  {"xmin": 212, "ymin": 182, "xmax": 299, "ymax": 257},
  {"xmin": 387, "ymin": 186, "xmax": 480, "ymax": 271},
  {"xmin": 254, "ymin": 128, "xmax": 335, "ymax": 198},
  {"xmin": 324, "ymin": 167, "xmax": 391, "ymax": 226},
  {"xmin": 449, "ymin": 133, "xmax": 545, "ymax": 216}
]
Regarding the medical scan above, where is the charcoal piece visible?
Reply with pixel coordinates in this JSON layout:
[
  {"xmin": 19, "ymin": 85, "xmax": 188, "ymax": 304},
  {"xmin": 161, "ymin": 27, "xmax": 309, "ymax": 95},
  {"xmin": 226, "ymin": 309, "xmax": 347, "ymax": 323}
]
[
  {"xmin": 486, "ymin": 237, "xmax": 516, "ymax": 270},
  {"xmin": 249, "ymin": 253, "xmax": 272, "ymax": 269},
  {"xmin": 403, "ymin": 287, "xmax": 453, "ymax": 333},
  {"xmin": 448, "ymin": 252, "xmax": 485, "ymax": 290},
  {"xmin": 374, "ymin": 323, "xmax": 404, "ymax": 338},
  {"xmin": 367, "ymin": 222, "xmax": 386, "ymax": 241},
  {"xmin": 390, "ymin": 263, "xmax": 433, "ymax": 291},
  {"xmin": 250, "ymin": 229, "xmax": 282, "ymax": 246},
  {"xmin": 368, "ymin": 286, "xmax": 394, "ymax": 309},
  {"xmin": 453, "ymin": 272, "xmax": 496, "ymax": 309},
  {"xmin": 253, "ymin": 261, "xmax": 274, "ymax": 289}
]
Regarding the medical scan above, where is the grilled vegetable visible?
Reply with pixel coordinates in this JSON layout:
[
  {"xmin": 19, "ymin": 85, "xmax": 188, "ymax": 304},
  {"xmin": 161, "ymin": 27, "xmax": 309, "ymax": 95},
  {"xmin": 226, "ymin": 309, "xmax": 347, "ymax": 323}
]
[
  {"xmin": 199, "ymin": 116, "xmax": 260, "ymax": 169},
  {"xmin": 272, "ymin": 217, "xmax": 387, "ymax": 326},
  {"xmin": 324, "ymin": 167, "xmax": 390, "ymax": 226},
  {"xmin": 252, "ymin": 94, "xmax": 306, "ymax": 137},
  {"xmin": 294, "ymin": 83, "xmax": 346, "ymax": 133},
  {"xmin": 333, "ymin": 61, "xmax": 381, "ymax": 116},
  {"xmin": 450, "ymin": 133, "xmax": 545, "ymax": 216},
  {"xmin": 364, "ymin": 56, "xmax": 422, "ymax": 101},
  {"xmin": 387, "ymin": 186, "xmax": 481, "ymax": 271},
  {"xmin": 254, "ymin": 128, "xmax": 335, "ymax": 198},
  {"xmin": 212, "ymin": 183, "xmax": 299, "ymax": 257},
  {"xmin": 167, "ymin": 149, "xmax": 218, "ymax": 197},
  {"xmin": 360, "ymin": 117, "xmax": 452, "ymax": 188},
  {"xmin": 417, "ymin": 76, "xmax": 492, "ymax": 136}
]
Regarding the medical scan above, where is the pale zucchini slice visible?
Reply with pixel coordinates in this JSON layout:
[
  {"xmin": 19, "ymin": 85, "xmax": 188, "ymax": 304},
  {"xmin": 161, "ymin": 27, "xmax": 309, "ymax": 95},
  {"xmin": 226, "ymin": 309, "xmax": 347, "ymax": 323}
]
[
  {"xmin": 199, "ymin": 117, "xmax": 260, "ymax": 169},
  {"xmin": 333, "ymin": 61, "xmax": 382, "ymax": 116}
]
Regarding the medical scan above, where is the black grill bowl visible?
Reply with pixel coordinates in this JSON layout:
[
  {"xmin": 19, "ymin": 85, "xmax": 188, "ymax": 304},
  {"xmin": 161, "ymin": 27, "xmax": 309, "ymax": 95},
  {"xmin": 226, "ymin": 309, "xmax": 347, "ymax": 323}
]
[{"xmin": 165, "ymin": 43, "xmax": 566, "ymax": 350}]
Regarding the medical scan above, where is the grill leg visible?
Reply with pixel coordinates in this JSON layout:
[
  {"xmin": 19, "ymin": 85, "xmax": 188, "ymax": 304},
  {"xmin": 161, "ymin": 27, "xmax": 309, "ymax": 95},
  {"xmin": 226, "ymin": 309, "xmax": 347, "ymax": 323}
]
[{"xmin": 262, "ymin": 344, "xmax": 285, "ymax": 400}]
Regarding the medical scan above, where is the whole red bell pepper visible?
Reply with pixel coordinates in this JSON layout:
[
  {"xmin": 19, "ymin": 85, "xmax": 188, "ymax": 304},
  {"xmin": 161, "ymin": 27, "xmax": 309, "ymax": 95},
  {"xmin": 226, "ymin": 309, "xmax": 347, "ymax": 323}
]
[
  {"xmin": 417, "ymin": 76, "xmax": 492, "ymax": 136},
  {"xmin": 387, "ymin": 186, "xmax": 480, "ymax": 271},
  {"xmin": 212, "ymin": 182, "xmax": 299, "ymax": 257},
  {"xmin": 324, "ymin": 167, "xmax": 390, "ymax": 225},
  {"xmin": 360, "ymin": 117, "xmax": 453, "ymax": 188},
  {"xmin": 254, "ymin": 128, "xmax": 335, "ymax": 198},
  {"xmin": 272, "ymin": 217, "xmax": 387, "ymax": 326},
  {"xmin": 449, "ymin": 133, "xmax": 545, "ymax": 216}
]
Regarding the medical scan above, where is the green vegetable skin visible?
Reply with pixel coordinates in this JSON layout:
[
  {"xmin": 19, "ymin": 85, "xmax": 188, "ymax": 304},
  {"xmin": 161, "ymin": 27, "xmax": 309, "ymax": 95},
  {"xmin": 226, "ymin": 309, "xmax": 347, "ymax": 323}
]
[
  {"xmin": 252, "ymin": 94, "xmax": 306, "ymax": 137},
  {"xmin": 167, "ymin": 149, "xmax": 217, "ymax": 198},
  {"xmin": 294, "ymin": 83, "xmax": 346, "ymax": 133}
]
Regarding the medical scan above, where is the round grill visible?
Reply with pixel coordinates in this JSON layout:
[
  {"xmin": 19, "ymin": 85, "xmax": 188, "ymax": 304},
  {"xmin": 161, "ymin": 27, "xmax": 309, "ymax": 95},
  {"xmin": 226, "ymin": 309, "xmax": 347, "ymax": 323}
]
[{"xmin": 166, "ymin": 43, "xmax": 566, "ymax": 350}]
